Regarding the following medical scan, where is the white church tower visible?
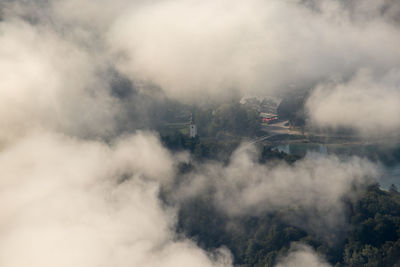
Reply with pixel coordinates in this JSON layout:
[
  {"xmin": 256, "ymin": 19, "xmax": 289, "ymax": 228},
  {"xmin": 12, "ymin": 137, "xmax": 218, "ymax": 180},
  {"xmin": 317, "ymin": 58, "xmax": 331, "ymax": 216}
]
[{"xmin": 189, "ymin": 113, "xmax": 197, "ymax": 138}]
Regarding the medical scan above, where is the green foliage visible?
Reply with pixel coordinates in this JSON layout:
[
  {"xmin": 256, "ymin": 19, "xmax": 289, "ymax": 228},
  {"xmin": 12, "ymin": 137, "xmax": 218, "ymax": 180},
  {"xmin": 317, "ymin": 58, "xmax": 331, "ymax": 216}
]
[
  {"xmin": 161, "ymin": 130, "xmax": 400, "ymax": 266},
  {"xmin": 177, "ymin": 201, "xmax": 315, "ymax": 266},
  {"xmin": 174, "ymin": 180, "xmax": 400, "ymax": 266},
  {"xmin": 161, "ymin": 132, "xmax": 241, "ymax": 162},
  {"xmin": 277, "ymin": 94, "xmax": 307, "ymax": 127},
  {"xmin": 209, "ymin": 102, "xmax": 261, "ymax": 137},
  {"xmin": 158, "ymin": 101, "xmax": 263, "ymax": 139},
  {"xmin": 343, "ymin": 185, "xmax": 400, "ymax": 266},
  {"xmin": 259, "ymin": 146, "xmax": 300, "ymax": 164}
]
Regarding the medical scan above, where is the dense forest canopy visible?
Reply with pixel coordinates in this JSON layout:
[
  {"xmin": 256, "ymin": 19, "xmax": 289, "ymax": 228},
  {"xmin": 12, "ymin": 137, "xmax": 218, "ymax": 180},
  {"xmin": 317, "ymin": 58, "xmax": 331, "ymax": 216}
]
[{"xmin": 159, "ymin": 135, "xmax": 400, "ymax": 266}]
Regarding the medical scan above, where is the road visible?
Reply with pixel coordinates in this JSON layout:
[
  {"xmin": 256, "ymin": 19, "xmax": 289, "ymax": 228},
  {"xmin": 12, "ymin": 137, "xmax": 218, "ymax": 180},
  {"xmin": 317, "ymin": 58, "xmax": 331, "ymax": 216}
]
[{"xmin": 261, "ymin": 120, "xmax": 303, "ymax": 135}]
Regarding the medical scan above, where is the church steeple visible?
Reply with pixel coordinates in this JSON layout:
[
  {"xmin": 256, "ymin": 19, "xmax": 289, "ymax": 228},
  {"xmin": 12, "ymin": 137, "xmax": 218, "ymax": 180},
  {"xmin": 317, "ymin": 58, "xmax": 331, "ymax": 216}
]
[{"xmin": 189, "ymin": 113, "xmax": 197, "ymax": 138}]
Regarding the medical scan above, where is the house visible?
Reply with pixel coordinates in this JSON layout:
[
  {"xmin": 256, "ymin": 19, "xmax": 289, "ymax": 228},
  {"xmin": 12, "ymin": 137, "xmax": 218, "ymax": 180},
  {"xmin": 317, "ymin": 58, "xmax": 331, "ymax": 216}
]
[{"xmin": 260, "ymin": 113, "xmax": 278, "ymax": 124}]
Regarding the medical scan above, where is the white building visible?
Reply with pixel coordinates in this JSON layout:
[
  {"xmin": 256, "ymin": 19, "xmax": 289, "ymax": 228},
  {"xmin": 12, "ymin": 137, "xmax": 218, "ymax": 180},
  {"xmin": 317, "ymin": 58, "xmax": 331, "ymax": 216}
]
[
  {"xmin": 190, "ymin": 123, "xmax": 197, "ymax": 138},
  {"xmin": 189, "ymin": 114, "xmax": 197, "ymax": 138}
]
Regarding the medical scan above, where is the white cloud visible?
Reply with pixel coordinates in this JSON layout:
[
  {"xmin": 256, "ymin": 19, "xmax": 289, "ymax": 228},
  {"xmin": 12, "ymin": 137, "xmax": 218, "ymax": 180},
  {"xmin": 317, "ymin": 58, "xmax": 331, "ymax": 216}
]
[
  {"xmin": 0, "ymin": 132, "xmax": 232, "ymax": 267},
  {"xmin": 107, "ymin": 0, "xmax": 400, "ymax": 102},
  {"xmin": 175, "ymin": 144, "xmax": 377, "ymax": 236},
  {"xmin": 0, "ymin": 1, "xmax": 395, "ymax": 265},
  {"xmin": 275, "ymin": 243, "xmax": 331, "ymax": 267},
  {"xmin": 307, "ymin": 69, "xmax": 400, "ymax": 136},
  {"xmin": 0, "ymin": 20, "xmax": 118, "ymax": 144}
]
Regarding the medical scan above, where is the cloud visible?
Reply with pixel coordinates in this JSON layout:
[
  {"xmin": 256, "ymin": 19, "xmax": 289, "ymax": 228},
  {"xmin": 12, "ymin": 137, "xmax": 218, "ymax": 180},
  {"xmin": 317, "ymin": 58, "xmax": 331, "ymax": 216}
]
[
  {"xmin": 0, "ymin": 131, "xmax": 232, "ymax": 267},
  {"xmin": 306, "ymin": 69, "xmax": 400, "ymax": 137},
  {"xmin": 174, "ymin": 144, "xmax": 378, "ymax": 237},
  {"xmin": 0, "ymin": 19, "xmax": 119, "ymax": 144},
  {"xmin": 5, "ymin": 0, "xmax": 400, "ymax": 107},
  {"xmin": 0, "ymin": 7, "xmax": 233, "ymax": 266},
  {"xmin": 107, "ymin": 0, "xmax": 400, "ymax": 102},
  {"xmin": 0, "ymin": 0, "xmax": 396, "ymax": 265},
  {"xmin": 43, "ymin": 0, "xmax": 400, "ymax": 137},
  {"xmin": 275, "ymin": 243, "xmax": 331, "ymax": 267}
]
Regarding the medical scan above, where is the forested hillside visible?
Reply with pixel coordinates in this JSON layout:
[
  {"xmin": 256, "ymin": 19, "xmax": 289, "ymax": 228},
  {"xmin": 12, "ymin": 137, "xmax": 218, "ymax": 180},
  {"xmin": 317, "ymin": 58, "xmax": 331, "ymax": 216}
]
[{"xmin": 161, "ymin": 138, "xmax": 400, "ymax": 266}]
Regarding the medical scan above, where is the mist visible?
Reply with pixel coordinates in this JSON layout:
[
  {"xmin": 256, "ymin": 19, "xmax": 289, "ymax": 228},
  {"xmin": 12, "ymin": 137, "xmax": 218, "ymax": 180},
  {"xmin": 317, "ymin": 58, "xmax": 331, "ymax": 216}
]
[
  {"xmin": 276, "ymin": 243, "xmax": 331, "ymax": 267},
  {"xmin": 173, "ymin": 144, "xmax": 378, "ymax": 238},
  {"xmin": 306, "ymin": 69, "xmax": 400, "ymax": 136},
  {"xmin": 0, "ymin": 131, "xmax": 233, "ymax": 267},
  {"xmin": 0, "ymin": 0, "xmax": 399, "ymax": 266},
  {"xmin": 106, "ymin": 0, "xmax": 400, "ymax": 106},
  {"xmin": 4, "ymin": 0, "xmax": 400, "ymax": 105},
  {"xmin": 0, "ymin": 18, "xmax": 118, "ymax": 144}
]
